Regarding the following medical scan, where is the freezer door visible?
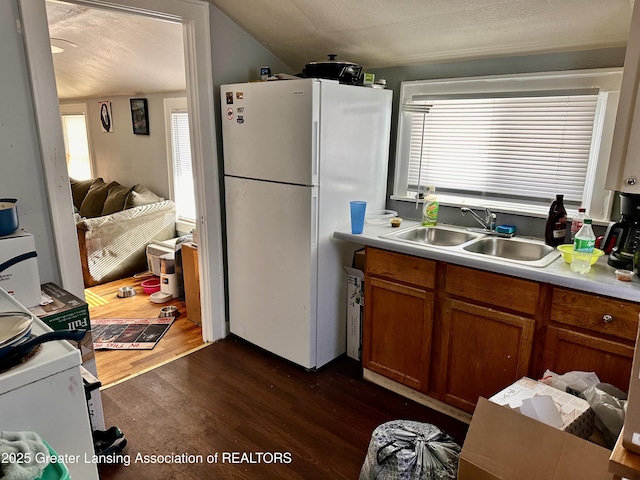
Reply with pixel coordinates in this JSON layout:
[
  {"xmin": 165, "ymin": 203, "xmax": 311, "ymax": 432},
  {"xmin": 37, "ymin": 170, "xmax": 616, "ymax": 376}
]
[
  {"xmin": 221, "ymin": 79, "xmax": 319, "ymax": 186},
  {"xmin": 225, "ymin": 176, "xmax": 318, "ymax": 368}
]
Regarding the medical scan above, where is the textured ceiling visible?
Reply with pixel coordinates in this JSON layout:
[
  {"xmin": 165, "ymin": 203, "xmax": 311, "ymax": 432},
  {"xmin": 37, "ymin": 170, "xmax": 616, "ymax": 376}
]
[
  {"xmin": 46, "ymin": 1, "xmax": 185, "ymax": 99},
  {"xmin": 208, "ymin": 0, "xmax": 634, "ymax": 71},
  {"xmin": 46, "ymin": 0, "xmax": 634, "ymax": 100}
]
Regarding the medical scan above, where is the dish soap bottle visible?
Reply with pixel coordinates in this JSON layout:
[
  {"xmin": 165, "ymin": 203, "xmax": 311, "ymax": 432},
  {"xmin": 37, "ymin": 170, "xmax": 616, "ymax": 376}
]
[
  {"xmin": 544, "ymin": 194, "xmax": 567, "ymax": 247},
  {"xmin": 422, "ymin": 186, "xmax": 439, "ymax": 226},
  {"xmin": 570, "ymin": 218, "xmax": 596, "ymax": 274}
]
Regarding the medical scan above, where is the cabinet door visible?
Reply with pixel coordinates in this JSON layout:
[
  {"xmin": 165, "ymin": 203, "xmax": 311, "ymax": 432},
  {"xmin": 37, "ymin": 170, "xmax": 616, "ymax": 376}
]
[
  {"xmin": 606, "ymin": 0, "xmax": 640, "ymax": 192},
  {"xmin": 543, "ymin": 326, "xmax": 634, "ymax": 392},
  {"xmin": 440, "ymin": 298, "xmax": 535, "ymax": 413},
  {"xmin": 363, "ymin": 276, "xmax": 434, "ymax": 392}
]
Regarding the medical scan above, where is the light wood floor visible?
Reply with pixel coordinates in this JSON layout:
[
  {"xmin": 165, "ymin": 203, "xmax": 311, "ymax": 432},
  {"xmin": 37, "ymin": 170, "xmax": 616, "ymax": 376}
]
[{"xmin": 86, "ymin": 276, "xmax": 205, "ymax": 388}]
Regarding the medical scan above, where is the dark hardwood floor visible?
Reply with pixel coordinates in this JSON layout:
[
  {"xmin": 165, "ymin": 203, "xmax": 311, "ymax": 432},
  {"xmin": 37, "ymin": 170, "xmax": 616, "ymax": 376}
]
[{"xmin": 98, "ymin": 336, "xmax": 469, "ymax": 479}]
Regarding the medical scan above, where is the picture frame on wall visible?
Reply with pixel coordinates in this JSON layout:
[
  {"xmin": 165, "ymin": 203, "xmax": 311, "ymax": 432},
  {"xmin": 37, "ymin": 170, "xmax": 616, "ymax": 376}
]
[
  {"xmin": 130, "ymin": 98, "xmax": 149, "ymax": 135},
  {"xmin": 98, "ymin": 101, "xmax": 113, "ymax": 133}
]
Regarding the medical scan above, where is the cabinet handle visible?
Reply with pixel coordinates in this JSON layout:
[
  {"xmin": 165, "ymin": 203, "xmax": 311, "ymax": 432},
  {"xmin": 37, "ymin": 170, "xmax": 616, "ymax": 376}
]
[
  {"xmin": 626, "ymin": 177, "xmax": 637, "ymax": 186},
  {"xmin": 603, "ymin": 314, "xmax": 613, "ymax": 323}
]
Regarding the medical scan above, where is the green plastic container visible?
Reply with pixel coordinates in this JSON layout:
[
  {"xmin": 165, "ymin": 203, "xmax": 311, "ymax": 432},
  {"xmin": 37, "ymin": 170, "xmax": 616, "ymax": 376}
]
[{"xmin": 37, "ymin": 440, "xmax": 70, "ymax": 480}]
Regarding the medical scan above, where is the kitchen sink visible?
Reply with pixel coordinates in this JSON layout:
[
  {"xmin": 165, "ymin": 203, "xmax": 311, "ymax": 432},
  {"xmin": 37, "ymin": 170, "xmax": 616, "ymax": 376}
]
[
  {"xmin": 462, "ymin": 237, "xmax": 560, "ymax": 266},
  {"xmin": 380, "ymin": 224, "xmax": 561, "ymax": 267},
  {"xmin": 383, "ymin": 225, "xmax": 480, "ymax": 247}
]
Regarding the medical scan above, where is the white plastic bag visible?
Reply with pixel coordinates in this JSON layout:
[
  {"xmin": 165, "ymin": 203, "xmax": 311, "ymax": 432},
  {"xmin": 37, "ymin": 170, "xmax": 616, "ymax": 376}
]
[{"xmin": 539, "ymin": 370, "xmax": 600, "ymax": 394}]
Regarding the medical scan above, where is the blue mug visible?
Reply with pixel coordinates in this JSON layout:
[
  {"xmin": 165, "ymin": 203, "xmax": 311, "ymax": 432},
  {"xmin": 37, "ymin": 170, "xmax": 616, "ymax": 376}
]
[{"xmin": 0, "ymin": 198, "xmax": 18, "ymax": 237}]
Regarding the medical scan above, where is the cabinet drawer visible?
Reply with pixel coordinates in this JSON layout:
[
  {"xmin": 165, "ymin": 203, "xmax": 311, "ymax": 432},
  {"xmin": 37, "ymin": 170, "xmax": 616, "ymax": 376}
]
[
  {"xmin": 365, "ymin": 247, "xmax": 436, "ymax": 289},
  {"xmin": 443, "ymin": 264, "xmax": 540, "ymax": 316},
  {"xmin": 551, "ymin": 288, "xmax": 640, "ymax": 341}
]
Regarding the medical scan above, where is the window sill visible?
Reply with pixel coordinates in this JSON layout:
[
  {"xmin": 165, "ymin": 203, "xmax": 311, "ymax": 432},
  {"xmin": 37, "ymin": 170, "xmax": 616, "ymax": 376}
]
[
  {"xmin": 390, "ymin": 194, "xmax": 610, "ymax": 227},
  {"xmin": 176, "ymin": 218, "xmax": 196, "ymax": 236}
]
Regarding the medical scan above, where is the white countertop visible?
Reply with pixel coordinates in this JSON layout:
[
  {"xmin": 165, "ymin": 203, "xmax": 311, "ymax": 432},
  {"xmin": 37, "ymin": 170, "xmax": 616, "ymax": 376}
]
[{"xmin": 333, "ymin": 220, "xmax": 640, "ymax": 303}]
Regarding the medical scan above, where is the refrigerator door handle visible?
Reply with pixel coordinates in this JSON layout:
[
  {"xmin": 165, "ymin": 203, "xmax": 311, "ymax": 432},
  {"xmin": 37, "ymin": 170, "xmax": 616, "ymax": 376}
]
[
  {"xmin": 312, "ymin": 120, "xmax": 319, "ymax": 183},
  {"xmin": 311, "ymin": 191, "xmax": 318, "ymax": 247}
]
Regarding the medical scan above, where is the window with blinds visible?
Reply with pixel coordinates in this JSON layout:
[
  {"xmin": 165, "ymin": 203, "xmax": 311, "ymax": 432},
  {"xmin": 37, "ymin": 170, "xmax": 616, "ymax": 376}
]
[
  {"xmin": 394, "ymin": 69, "xmax": 623, "ymax": 219},
  {"xmin": 404, "ymin": 93, "xmax": 598, "ymax": 205},
  {"xmin": 170, "ymin": 110, "xmax": 196, "ymax": 221}
]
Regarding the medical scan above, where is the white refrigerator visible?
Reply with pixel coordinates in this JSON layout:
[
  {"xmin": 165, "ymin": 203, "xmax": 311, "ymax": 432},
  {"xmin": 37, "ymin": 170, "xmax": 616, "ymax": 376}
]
[{"xmin": 221, "ymin": 79, "xmax": 392, "ymax": 369}]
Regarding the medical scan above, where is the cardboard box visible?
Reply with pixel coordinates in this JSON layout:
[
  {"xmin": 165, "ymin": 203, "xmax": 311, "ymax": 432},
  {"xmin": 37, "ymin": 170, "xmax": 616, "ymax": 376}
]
[
  {"xmin": 345, "ymin": 247, "xmax": 365, "ymax": 360},
  {"xmin": 28, "ymin": 282, "xmax": 96, "ymax": 376},
  {"xmin": 489, "ymin": 377, "xmax": 594, "ymax": 439},
  {"xmin": 182, "ymin": 242, "xmax": 201, "ymax": 325},
  {"xmin": 623, "ymin": 322, "xmax": 640, "ymax": 454},
  {"xmin": 344, "ymin": 266, "xmax": 363, "ymax": 360},
  {"xmin": 458, "ymin": 397, "xmax": 612, "ymax": 480},
  {"xmin": 0, "ymin": 230, "xmax": 41, "ymax": 307}
]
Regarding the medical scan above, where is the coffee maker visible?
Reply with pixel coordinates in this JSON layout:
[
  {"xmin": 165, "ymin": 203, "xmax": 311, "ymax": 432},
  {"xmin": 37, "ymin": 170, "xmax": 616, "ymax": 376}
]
[{"xmin": 603, "ymin": 193, "xmax": 640, "ymax": 269}]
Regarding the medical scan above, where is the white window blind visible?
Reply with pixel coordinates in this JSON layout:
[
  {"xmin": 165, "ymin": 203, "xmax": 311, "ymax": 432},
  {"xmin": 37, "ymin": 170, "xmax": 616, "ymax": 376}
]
[
  {"xmin": 170, "ymin": 110, "xmax": 196, "ymax": 221},
  {"xmin": 405, "ymin": 93, "xmax": 598, "ymax": 205}
]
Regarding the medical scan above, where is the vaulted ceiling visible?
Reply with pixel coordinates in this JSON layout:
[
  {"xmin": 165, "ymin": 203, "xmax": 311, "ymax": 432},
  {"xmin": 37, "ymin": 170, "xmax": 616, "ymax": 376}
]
[{"xmin": 46, "ymin": 0, "xmax": 635, "ymax": 100}]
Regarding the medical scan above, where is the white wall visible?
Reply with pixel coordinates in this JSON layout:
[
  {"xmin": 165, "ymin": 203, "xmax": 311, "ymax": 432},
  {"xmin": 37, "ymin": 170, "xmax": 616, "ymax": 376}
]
[
  {"xmin": 210, "ymin": 4, "xmax": 293, "ymax": 164},
  {"xmin": 3, "ymin": 0, "xmax": 294, "ymax": 289},
  {"xmin": 0, "ymin": 1, "xmax": 59, "ymax": 285},
  {"xmin": 10, "ymin": 0, "xmax": 622, "ymax": 289},
  {"xmin": 61, "ymin": 91, "xmax": 186, "ymax": 199}
]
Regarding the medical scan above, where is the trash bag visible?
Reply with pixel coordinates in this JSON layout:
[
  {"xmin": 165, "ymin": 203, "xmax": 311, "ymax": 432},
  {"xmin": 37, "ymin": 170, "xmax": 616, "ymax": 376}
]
[
  {"xmin": 359, "ymin": 420, "xmax": 461, "ymax": 480},
  {"xmin": 583, "ymin": 383, "xmax": 627, "ymax": 448}
]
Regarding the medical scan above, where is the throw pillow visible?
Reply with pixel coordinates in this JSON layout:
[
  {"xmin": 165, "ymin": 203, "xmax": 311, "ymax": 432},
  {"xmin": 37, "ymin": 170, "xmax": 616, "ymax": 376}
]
[
  {"xmin": 70, "ymin": 178, "xmax": 101, "ymax": 211},
  {"xmin": 101, "ymin": 183, "xmax": 134, "ymax": 216},
  {"xmin": 125, "ymin": 184, "xmax": 165, "ymax": 208},
  {"xmin": 79, "ymin": 179, "xmax": 114, "ymax": 218}
]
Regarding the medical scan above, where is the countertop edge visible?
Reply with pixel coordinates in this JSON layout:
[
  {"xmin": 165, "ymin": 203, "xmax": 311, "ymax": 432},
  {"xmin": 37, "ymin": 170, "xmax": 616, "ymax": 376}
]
[{"xmin": 334, "ymin": 222, "xmax": 640, "ymax": 304}]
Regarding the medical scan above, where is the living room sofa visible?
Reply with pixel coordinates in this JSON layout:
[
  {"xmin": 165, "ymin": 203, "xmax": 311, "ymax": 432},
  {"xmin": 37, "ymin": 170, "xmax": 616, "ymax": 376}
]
[{"xmin": 71, "ymin": 178, "xmax": 176, "ymax": 287}]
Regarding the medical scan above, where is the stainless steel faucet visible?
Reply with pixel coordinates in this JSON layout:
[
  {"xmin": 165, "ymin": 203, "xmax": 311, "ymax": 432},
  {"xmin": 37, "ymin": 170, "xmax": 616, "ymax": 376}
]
[{"xmin": 461, "ymin": 207, "xmax": 497, "ymax": 231}]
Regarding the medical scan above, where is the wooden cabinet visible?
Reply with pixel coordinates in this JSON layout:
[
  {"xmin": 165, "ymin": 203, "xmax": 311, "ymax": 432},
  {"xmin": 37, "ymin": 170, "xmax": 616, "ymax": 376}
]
[
  {"xmin": 543, "ymin": 326, "xmax": 634, "ymax": 392},
  {"xmin": 364, "ymin": 277, "xmax": 434, "ymax": 391},
  {"xmin": 362, "ymin": 247, "xmax": 639, "ymax": 415},
  {"xmin": 442, "ymin": 264, "xmax": 542, "ymax": 316},
  {"xmin": 606, "ymin": 0, "xmax": 640, "ymax": 192},
  {"xmin": 363, "ymin": 248, "xmax": 435, "ymax": 392},
  {"xmin": 550, "ymin": 288, "xmax": 640, "ymax": 341},
  {"xmin": 543, "ymin": 287, "xmax": 637, "ymax": 391},
  {"xmin": 439, "ymin": 298, "xmax": 535, "ymax": 412},
  {"xmin": 438, "ymin": 266, "xmax": 537, "ymax": 412}
]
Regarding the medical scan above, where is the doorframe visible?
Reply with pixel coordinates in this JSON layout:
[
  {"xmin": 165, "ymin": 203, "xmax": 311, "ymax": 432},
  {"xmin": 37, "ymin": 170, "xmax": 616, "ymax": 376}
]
[{"xmin": 18, "ymin": 0, "xmax": 226, "ymax": 342}]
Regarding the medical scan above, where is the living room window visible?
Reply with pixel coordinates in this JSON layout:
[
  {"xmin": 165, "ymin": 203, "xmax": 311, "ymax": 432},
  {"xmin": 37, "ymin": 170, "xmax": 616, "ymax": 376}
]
[
  {"xmin": 60, "ymin": 103, "xmax": 93, "ymax": 180},
  {"xmin": 393, "ymin": 69, "xmax": 623, "ymax": 220},
  {"xmin": 164, "ymin": 97, "xmax": 196, "ymax": 223}
]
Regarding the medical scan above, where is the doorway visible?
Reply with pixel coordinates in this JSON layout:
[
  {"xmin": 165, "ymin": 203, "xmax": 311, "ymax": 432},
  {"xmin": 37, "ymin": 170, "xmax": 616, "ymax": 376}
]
[{"xmin": 19, "ymin": 0, "xmax": 226, "ymax": 374}]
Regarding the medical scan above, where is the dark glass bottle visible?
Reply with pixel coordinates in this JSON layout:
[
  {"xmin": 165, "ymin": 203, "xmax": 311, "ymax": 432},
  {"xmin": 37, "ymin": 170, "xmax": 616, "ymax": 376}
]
[{"xmin": 545, "ymin": 194, "xmax": 568, "ymax": 247}]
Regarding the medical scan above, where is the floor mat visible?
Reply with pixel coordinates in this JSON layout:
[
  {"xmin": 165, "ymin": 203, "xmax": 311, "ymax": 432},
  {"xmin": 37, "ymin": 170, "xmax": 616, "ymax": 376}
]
[{"xmin": 92, "ymin": 317, "xmax": 175, "ymax": 350}]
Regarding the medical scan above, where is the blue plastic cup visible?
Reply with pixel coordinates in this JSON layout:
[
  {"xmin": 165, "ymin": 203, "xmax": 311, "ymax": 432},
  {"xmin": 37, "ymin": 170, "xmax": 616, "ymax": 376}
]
[{"xmin": 350, "ymin": 201, "xmax": 367, "ymax": 234}]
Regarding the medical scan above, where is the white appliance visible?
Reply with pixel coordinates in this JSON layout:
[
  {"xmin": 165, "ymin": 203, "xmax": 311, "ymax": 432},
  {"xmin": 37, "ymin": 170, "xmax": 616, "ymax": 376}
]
[
  {"xmin": 221, "ymin": 79, "xmax": 392, "ymax": 369},
  {"xmin": 146, "ymin": 243, "xmax": 174, "ymax": 276},
  {"xmin": 0, "ymin": 289, "xmax": 99, "ymax": 479}
]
